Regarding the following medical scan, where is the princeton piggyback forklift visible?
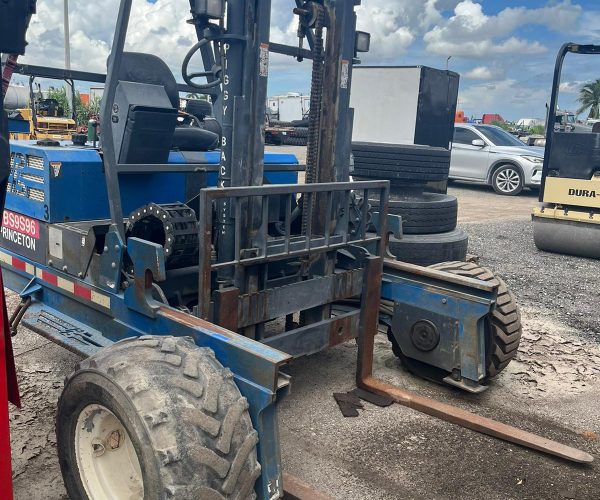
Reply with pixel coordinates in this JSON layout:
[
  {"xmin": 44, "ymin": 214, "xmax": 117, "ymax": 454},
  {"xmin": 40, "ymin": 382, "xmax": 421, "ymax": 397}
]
[
  {"xmin": 0, "ymin": 2, "xmax": 593, "ymax": 499},
  {"xmin": 533, "ymin": 43, "xmax": 600, "ymax": 258}
]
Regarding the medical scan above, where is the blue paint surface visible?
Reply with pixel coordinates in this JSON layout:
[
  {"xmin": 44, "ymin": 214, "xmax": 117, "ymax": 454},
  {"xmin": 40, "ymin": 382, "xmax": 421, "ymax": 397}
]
[{"xmin": 6, "ymin": 141, "xmax": 298, "ymax": 222}]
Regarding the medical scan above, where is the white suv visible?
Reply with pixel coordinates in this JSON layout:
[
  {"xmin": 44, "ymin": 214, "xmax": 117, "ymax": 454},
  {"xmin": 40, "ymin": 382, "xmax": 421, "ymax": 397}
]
[{"xmin": 450, "ymin": 124, "xmax": 544, "ymax": 195}]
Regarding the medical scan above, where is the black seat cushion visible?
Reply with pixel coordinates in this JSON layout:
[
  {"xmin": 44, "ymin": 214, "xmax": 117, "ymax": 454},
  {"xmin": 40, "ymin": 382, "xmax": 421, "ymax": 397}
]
[
  {"xmin": 172, "ymin": 127, "xmax": 219, "ymax": 152},
  {"xmin": 186, "ymin": 99, "xmax": 213, "ymax": 120}
]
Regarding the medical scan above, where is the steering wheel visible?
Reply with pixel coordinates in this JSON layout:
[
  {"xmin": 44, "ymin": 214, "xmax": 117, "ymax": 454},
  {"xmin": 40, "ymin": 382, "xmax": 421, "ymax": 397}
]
[{"xmin": 182, "ymin": 38, "xmax": 223, "ymax": 90}]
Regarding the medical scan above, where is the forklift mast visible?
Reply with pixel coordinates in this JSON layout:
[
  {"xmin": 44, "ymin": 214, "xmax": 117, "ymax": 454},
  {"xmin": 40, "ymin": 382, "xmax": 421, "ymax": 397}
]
[{"xmin": 98, "ymin": 0, "xmax": 376, "ymax": 342}]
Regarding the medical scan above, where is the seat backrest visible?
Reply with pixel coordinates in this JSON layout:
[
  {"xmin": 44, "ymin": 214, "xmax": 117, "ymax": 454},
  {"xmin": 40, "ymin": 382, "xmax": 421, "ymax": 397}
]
[
  {"xmin": 547, "ymin": 131, "xmax": 600, "ymax": 179},
  {"xmin": 110, "ymin": 52, "xmax": 179, "ymax": 164},
  {"xmin": 118, "ymin": 53, "xmax": 180, "ymax": 109}
]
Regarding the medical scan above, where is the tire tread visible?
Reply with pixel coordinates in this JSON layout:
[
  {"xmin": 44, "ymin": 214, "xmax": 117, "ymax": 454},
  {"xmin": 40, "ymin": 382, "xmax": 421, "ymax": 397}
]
[
  {"xmin": 59, "ymin": 336, "xmax": 259, "ymax": 499},
  {"xmin": 428, "ymin": 262, "xmax": 522, "ymax": 378}
]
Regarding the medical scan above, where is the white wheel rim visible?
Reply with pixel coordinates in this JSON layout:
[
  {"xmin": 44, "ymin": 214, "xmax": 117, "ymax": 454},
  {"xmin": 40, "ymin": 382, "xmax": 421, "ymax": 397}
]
[
  {"xmin": 495, "ymin": 168, "xmax": 521, "ymax": 193},
  {"xmin": 75, "ymin": 404, "xmax": 144, "ymax": 500}
]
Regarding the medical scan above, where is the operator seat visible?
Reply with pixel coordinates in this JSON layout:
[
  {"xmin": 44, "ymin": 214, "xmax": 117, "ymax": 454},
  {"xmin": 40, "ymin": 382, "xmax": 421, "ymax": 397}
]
[
  {"xmin": 114, "ymin": 52, "xmax": 218, "ymax": 164},
  {"xmin": 115, "ymin": 52, "xmax": 179, "ymax": 164}
]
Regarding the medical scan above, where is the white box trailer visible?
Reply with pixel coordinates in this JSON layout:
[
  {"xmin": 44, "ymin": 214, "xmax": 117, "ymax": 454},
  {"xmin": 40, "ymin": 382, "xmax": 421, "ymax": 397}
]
[
  {"xmin": 350, "ymin": 66, "xmax": 459, "ymax": 149},
  {"xmin": 266, "ymin": 93, "xmax": 310, "ymax": 122}
]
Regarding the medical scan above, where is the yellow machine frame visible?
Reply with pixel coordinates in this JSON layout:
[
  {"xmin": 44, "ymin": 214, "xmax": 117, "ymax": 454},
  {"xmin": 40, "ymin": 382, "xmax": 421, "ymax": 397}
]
[{"xmin": 9, "ymin": 107, "xmax": 76, "ymax": 141}]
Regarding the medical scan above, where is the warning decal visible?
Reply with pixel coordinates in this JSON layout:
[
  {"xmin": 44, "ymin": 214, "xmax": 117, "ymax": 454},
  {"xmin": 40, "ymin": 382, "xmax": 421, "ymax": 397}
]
[
  {"xmin": 259, "ymin": 43, "xmax": 269, "ymax": 77},
  {"xmin": 340, "ymin": 60, "xmax": 349, "ymax": 89}
]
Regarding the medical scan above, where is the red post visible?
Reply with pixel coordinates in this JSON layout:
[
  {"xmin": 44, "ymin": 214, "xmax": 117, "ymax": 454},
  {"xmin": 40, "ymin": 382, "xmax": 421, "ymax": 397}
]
[{"xmin": 0, "ymin": 271, "xmax": 19, "ymax": 500}]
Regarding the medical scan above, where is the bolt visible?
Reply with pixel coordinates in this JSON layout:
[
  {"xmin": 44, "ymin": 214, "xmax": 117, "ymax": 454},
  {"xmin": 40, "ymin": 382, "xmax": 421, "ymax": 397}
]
[
  {"xmin": 48, "ymin": 259, "xmax": 53, "ymax": 266},
  {"xmin": 62, "ymin": 265, "xmax": 68, "ymax": 272},
  {"xmin": 78, "ymin": 272, "xmax": 83, "ymax": 278},
  {"xmin": 103, "ymin": 246, "xmax": 108, "ymax": 252},
  {"xmin": 441, "ymin": 298, "xmax": 447, "ymax": 304},
  {"xmin": 114, "ymin": 245, "xmax": 120, "ymax": 251},
  {"xmin": 92, "ymin": 440, "xmax": 106, "ymax": 457},
  {"xmin": 111, "ymin": 262, "xmax": 116, "ymax": 269},
  {"xmin": 108, "ymin": 429, "xmax": 122, "ymax": 450}
]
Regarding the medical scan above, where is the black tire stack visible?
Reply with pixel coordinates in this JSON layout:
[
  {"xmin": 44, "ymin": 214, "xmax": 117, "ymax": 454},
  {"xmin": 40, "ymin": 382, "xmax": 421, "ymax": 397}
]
[
  {"xmin": 266, "ymin": 120, "xmax": 309, "ymax": 146},
  {"xmin": 353, "ymin": 141, "xmax": 467, "ymax": 266}
]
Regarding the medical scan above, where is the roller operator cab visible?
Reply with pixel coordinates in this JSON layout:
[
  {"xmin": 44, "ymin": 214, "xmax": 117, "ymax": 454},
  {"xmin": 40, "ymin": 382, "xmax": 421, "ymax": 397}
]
[{"xmin": 533, "ymin": 43, "xmax": 600, "ymax": 258}]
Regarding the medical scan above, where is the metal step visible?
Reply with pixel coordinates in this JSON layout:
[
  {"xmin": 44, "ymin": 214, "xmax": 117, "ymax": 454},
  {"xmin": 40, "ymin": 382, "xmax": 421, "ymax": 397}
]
[{"xmin": 21, "ymin": 302, "xmax": 112, "ymax": 357}]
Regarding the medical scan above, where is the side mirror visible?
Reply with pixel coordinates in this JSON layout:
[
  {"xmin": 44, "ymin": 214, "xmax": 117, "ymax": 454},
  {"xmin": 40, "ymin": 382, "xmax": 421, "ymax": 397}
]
[
  {"xmin": 355, "ymin": 31, "xmax": 371, "ymax": 53},
  {"xmin": 471, "ymin": 139, "xmax": 486, "ymax": 147}
]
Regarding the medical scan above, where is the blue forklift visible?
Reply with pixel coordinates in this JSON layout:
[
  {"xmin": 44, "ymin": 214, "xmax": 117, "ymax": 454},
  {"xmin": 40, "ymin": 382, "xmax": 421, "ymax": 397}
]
[{"xmin": 0, "ymin": 1, "xmax": 592, "ymax": 498}]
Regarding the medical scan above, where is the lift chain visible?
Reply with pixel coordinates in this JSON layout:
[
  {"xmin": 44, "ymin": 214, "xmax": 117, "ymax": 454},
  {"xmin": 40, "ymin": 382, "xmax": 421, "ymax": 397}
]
[{"xmin": 301, "ymin": 3, "xmax": 325, "ymax": 236}]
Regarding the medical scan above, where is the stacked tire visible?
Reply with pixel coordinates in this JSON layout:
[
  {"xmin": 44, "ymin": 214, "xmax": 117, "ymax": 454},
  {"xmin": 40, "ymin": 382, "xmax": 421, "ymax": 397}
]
[
  {"xmin": 353, "ymin": 141, "xmax": 468, "ymax": 266},
  {"xmin": 266, "ymin": 119, "xmax": 309, "ymax": 146},
  {"xmin": 281, "ymin": 127, "xmax": 308, "ymax": 146}
]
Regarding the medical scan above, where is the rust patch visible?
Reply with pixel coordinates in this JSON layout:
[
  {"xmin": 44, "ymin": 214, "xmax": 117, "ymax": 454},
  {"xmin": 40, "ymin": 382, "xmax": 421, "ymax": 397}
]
[
  {"xmin": 328, "ymin": 312, "xmax": 359, "ymax": 347},
  {"xmin": 582, "ymin": 431, "xmax": 599, "ymax": 442}
]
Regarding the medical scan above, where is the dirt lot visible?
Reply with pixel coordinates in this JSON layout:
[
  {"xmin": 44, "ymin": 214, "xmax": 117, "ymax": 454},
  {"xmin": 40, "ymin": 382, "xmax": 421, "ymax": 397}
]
[{"xmin": 7, "ymin": 147, "xmax": 600, "ymax": 499}]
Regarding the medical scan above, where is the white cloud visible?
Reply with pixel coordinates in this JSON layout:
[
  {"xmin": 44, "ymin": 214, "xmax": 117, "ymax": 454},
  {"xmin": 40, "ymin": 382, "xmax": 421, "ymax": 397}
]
[
  {"xmin": 424, "ymin": 0, "xmax": 582, "ymax": 58},
  {"xmin": 22, "ymin": 0, "xmax": 199, "ymax": 76},
  {"xmin": 430, "ymin": 36, "xmax": 547, "ymax": 58},
  {"xmin": 464, "ymin": 66, "xmax": 493, "ymax": 80},
  {"xmin": 560, "ymin": 81, "xmax": 585, "ymax": 94},
  {"xmin": 356, "ymin": 8, "xmax": 414, "ymax": 61},
  {"xmin": 12, "ymin": 0, "xmax": 595, "ymax": 120},
  {"xmin": 354, "ymin": 0, "xmax": 448, "ymax": 62},
  {"xmin": 458, "ymin": 78, "xmax": 549, "ymax": 117}
]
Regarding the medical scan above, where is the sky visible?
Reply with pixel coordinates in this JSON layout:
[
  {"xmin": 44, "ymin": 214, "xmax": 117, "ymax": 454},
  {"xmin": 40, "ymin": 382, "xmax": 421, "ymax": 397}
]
[{"xmin": 13, "ymin": 0, "xmax": 600, "ymax": 121}]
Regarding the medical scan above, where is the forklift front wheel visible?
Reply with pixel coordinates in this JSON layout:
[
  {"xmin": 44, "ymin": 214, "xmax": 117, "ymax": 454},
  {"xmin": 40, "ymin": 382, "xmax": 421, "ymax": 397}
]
[{"xmin": 57, "ymin": 336, "xmax": 261, "ymax": 500}]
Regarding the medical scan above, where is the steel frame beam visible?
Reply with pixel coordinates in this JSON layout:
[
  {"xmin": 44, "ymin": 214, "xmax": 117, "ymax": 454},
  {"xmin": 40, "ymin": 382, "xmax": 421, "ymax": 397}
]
[{"xmin": 11, "ymin": 63, "xmax": 199, "ymax": 94}]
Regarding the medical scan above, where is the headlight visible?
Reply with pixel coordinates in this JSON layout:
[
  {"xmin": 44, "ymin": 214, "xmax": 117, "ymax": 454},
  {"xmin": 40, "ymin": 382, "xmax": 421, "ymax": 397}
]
[{"xmin": 521, "ymin": 155, "xmax": 543, "ymax": 164}]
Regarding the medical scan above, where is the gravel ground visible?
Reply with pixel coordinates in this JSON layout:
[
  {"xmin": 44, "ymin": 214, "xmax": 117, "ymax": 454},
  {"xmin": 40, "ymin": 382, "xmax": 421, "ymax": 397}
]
[{"xmin": 465, "ymin": 219, "xmax": 600, "ymax": 342}]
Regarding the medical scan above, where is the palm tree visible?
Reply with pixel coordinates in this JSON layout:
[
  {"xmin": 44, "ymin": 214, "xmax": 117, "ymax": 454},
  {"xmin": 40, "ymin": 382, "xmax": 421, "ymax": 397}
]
[{"xmin": 577, "ymin": 79, "xmax": 600, "ymax": 119}]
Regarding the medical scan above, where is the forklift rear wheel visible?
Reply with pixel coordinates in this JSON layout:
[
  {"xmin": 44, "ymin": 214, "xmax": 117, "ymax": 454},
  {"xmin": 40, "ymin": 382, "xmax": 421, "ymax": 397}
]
[
  {"xmin": 429, "ymin": 261, "xmax": 522, "ymax": 377},
  {"xmin": 387, "ymin": 262, "xmax": 522, "ymax": 380},
  {"xmin": 57, "ymin": 336, "xmax": 260, "ymax": 500},
  {"xmin": 491, "ymin": 165, "xmax": 524, "ymax": 195}
]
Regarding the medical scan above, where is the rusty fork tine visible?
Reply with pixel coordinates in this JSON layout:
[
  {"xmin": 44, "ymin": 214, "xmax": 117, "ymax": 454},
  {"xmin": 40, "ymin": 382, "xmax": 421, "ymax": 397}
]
[
  {"xmin": 358, "ymin": 376, "xmax": 594, "ymax": 464},
  {"xmin": 282, "ymin": 472, "xmax": 334, "ymax": 500}
]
